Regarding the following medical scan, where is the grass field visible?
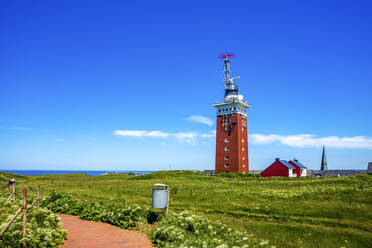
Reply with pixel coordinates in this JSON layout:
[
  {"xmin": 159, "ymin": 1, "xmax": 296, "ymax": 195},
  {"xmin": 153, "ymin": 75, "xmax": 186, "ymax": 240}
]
[{"xmin": 1, "ymin": 171, "xmax": 371, "ymax": 247}]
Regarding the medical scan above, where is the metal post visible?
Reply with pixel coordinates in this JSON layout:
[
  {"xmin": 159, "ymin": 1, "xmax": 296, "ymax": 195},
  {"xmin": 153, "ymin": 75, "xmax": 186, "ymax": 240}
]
[
  {"xmin": 224, "ymin": 58, "xmax": 230, "ymax": 80},
  {"xmin": 12, "ymin": 182, "xmax": 15, "ymax": 200},
  {"xmin": 37, "ymin": 185, "xmax": 40, "ymax": 209},
  {"xmin": 165, "ymin": 187, "xmax": 169, "ymax": 217}
]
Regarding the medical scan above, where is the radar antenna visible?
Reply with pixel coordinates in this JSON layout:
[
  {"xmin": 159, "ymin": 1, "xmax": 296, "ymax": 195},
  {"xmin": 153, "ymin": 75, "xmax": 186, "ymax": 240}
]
[
  {"xmin": 219, "ymin": 53, "xmax": 240, "ymax": 86},
  {"xmin": 219, "ymin": 53, "xmax": 240, "ymax": 99}
]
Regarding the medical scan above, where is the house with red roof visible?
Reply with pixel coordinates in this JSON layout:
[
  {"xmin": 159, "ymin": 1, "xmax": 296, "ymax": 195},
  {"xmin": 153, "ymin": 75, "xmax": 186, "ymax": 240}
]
[
  {"xmin": 288, "ymin": 159, "xmax": 308, "ymax": 177},
  {"xmin": 260, "ymin": 158, "xmax": 297, "ymax": 177}
]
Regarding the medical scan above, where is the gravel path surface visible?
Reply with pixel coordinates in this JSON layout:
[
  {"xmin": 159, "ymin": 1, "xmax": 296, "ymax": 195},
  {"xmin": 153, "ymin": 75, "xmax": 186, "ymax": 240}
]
[{"xmin": 59, "ymin": 214, "xmax": 154, "ymax": 248}]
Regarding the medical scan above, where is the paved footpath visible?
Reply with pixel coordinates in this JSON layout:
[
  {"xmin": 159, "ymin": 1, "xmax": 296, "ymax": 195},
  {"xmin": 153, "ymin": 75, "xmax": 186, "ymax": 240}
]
[{"xmin": 59, "ymin": 215, "xmax": 154, "ymax": 248}]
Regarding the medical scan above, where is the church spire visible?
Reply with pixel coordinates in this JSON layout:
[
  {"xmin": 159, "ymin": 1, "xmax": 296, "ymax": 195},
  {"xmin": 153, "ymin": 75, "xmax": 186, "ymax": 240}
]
[{"xmin": 321, "ymin": 146, "xmax": 328, "ymax": 170}]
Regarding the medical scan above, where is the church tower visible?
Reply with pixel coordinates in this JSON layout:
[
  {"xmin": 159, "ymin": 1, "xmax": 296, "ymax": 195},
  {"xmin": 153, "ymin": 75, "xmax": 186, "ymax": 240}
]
[
  {"xmin": 321, "ymin": 146, "xmax": 328, "ymax": 170},
  {"xmin": 213, "ymin": 54, "xmax": 251, "ymax": 174}
]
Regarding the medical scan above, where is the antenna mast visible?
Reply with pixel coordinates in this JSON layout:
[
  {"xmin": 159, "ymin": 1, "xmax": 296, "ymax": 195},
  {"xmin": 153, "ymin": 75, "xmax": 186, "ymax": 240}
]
[{"xmin": 219, "ymin": 53, "xmax": 240, "ymax": 101}]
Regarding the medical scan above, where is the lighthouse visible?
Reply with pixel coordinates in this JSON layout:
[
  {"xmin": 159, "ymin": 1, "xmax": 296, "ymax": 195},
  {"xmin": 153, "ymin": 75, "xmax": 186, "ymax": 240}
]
[{"xmin": 213, "ymin": 54, "xmax": 251, "ymax": 174}]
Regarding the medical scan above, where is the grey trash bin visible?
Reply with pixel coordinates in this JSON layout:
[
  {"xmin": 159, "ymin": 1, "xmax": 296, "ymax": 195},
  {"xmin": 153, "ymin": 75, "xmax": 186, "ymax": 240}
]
[{"xmin": 152, "ymin": 184, "xmax": 168, "ymax": 209}]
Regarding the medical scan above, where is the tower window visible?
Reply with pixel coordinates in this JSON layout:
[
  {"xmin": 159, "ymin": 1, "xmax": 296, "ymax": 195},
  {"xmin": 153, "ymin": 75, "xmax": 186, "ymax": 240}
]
[
  {"xmin": 224, "ymin": 163, "xmax": 229, "ymax": 168},
  {"xmin": 242, "ymin": 157, "xmax": 245, "ymax": 160},
  {"xmin": 224, "ymin": 126, "xmax": 229, "ymax": 131},
  {"xmin": 225, "ymin": 138, "xmax": 229, "ymax": 142},
  {"xmin": 224, "ymin": 156, "xmax": 229, "ymax": 160},
  {"xmin": 242, "ymin": 127, "xmax": 244, "ymax": 131},
  {"xmin": 242, "ymin": 147, "xmax": 245, "ymax": 151},
  {"xmin": 225, "ymin": 146, "xmax": 229, "ymax": 151},
  {"xmin": 242, "ymin": 138, "xmax": 244, "ymax": 143},
  {"xmin": 243, "ymin": 164, "xmax": 246, "ymax": 168}
]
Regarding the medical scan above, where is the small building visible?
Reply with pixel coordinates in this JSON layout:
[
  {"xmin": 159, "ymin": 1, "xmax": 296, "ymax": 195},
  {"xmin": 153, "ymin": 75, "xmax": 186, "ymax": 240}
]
[
  {"xmin": 313, "ymin": 170, "xmax": 367, "ymax": 177},
  {"xmin": 368, "ymin": 162, "xmax": 372, "ymax": 175},
  {"xmin": 260, "ymin": 158, "xmax": 296, "ymax": 177},
  {"xmin": 203, "ymin": 170, "xmax": 215, "ymax": 175},
  {"xmin": 288, "ymin": 159, "xmax": 308, "ymax": 177},
  {"xmin": 249, "ymin": 170, "xmax": 263, "ymax": 175}
]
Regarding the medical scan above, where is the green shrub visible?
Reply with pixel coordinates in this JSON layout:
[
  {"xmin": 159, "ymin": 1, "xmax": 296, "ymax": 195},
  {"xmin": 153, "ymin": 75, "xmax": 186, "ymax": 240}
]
[
  {"xmin": 0, "ymin": 198, "xmax": 67, "ymax": 248},
  {"xmin": 152, "ymin": 211, "xmax": 272, "ymax": 248},
  {"xmin": 40, "ymin": 191, "xmax": 159, "ymax": 229}
]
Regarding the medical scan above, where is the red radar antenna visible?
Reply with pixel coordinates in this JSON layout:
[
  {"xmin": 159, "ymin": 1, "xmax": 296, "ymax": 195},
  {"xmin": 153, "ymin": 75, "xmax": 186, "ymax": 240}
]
[{"xmin": 219, "ymin": 53, "xmax": 235, "ymax": 59}]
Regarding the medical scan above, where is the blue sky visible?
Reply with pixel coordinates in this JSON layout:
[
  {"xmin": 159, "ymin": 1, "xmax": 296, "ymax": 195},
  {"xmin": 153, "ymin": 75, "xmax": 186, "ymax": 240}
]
[{"xmin": 0, "ymin": 0, "xmax": 371, "ymax": 171}]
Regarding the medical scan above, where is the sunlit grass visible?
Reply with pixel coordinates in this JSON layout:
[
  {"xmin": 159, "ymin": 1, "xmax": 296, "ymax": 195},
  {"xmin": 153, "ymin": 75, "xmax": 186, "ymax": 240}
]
[{"xmin": 1, "ymin": 171, "xmax": 371, "ymax": 247}]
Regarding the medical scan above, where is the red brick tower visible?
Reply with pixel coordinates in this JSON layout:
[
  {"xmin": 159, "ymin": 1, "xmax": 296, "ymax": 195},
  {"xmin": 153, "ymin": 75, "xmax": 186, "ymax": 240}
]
[{"xmin": 213, "ymin": 55, "xmax": 251, "ymax": 173}]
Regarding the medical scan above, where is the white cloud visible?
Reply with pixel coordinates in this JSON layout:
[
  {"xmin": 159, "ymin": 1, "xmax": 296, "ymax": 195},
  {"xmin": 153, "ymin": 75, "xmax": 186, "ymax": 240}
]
[
  {"xmin": 114, "ymin": 130, "xmax": 372, "ymax": 149},
  {"xmin": 249, "ymin": 134, "xmax": 372, "ymax": 149},
  {"xmin": 114, "ymin": 129, "xmax": 214, "ymax": 144},
  {"xmin": 113, "ymin": 130, "xmax": 170, "ymax": 138},
  {"xmin": 186, "ymin": 115, "xmax": 213, "ymax": 126},
  {"xmin": 113, "ymin": 130, "xmax": 171, "ymax": 138},
  {"xmin": 10, "ymin": 127, "xmax": 32, "ymax": 130},
  {"xmin": 200, "ymin": 130, "xmax": 216, "ymax": 139},
  {"xmin": 174, "ymin": 132, "xmax": 199, "ymax": 144}
]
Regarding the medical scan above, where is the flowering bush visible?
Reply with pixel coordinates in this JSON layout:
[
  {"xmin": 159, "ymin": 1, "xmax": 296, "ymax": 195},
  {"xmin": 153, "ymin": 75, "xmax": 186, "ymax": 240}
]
[
  {"xmin": 152, "ymin": 211, "xmax": 273, "ymax": 248},
  {"xmin": 0, "ymin": 198, "xmax": 67, "ymax": 248},
  {"xmin": 40, "ymin": 191, "xmax": 159, "ymax": 229}
]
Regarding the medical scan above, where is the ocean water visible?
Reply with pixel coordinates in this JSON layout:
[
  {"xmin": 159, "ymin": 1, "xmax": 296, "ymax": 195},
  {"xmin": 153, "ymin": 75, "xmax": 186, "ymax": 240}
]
[{"xmin": 0, "ymin": 170, "xmax": 154, "ymax": 176}]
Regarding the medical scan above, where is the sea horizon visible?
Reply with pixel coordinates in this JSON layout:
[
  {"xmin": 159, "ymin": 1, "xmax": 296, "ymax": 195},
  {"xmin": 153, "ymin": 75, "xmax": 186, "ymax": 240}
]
[{"xmin": 0, "ymin": 169, "xmax": 156, "ymax": 176}]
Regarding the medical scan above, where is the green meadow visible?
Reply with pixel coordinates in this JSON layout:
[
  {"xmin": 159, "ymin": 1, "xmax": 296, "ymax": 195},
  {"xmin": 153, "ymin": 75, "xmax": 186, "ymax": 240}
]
[{"xmin": 1, "ymin": 171, "xmax": 371, "ymax": 248}]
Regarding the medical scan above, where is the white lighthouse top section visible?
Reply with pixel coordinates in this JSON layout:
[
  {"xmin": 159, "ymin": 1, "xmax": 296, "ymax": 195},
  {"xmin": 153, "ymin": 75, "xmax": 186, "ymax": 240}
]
[
  {"xmin": 213, "ymin": 101, "xmax": 250, "ymax": 116},
  {"xmin": 225, "ymin": 94, "xmax": 244, "ymax": 102}
]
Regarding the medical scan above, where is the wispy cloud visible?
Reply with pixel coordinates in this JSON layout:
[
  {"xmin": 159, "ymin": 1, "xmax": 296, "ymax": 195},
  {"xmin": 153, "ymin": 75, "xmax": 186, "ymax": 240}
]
[
  {"xmin": 113, "ymin": 130, "xmax": 214, "ymax": 144},
  {"xmin": 56, "ymin": 138, "xmax": 64, "ymax": 142},
  {"xmin": 113, "ymin": 130, "xmax": 171, "ymax": 138},
  {"xmin": 200, "ymin": 130, "xmax": 216, "ymax": 138},
  {"xmin": 186, "ymin": 115, "xmax": 213, "ymax": 126},
  {"xmin": 250, "ymin": 134, "xmax": 372, "ymax": 149},
  {"xmin": 10, "ymin": 127, "xmax": 32, "ymax": 130},
  {"xmin": 114, "ymin": 130, "xmax": 372, "ymax": 149}
]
